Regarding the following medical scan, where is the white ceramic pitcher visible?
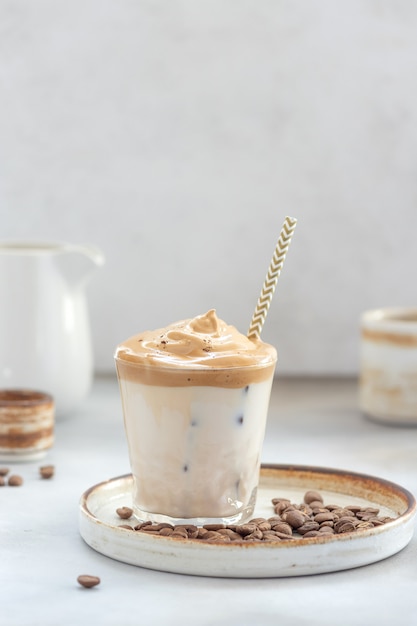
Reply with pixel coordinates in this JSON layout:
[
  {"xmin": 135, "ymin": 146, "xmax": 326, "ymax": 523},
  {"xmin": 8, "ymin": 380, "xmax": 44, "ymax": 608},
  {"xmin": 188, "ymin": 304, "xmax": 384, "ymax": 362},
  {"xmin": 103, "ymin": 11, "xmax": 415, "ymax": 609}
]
[{"xmin": 0, "ymin": 242, "xmax": 104, "ymax": 417}]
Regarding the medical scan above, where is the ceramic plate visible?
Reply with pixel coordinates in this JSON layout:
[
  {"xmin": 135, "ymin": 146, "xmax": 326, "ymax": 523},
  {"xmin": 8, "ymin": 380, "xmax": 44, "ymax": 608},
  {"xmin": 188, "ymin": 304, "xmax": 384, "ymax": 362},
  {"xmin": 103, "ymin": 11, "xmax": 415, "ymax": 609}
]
[{"xmin": 79, "ymin": 464, "xmax": 416, "ymax": 578}]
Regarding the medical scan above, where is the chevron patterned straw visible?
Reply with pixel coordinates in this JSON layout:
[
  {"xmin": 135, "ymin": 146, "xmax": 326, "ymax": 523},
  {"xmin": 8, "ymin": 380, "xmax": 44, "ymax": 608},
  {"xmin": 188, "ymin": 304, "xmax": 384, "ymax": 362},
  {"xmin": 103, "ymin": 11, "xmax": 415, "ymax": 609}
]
[{"xmin": 247, "ymin": 216, "xmax": 297, "ymax": 340}]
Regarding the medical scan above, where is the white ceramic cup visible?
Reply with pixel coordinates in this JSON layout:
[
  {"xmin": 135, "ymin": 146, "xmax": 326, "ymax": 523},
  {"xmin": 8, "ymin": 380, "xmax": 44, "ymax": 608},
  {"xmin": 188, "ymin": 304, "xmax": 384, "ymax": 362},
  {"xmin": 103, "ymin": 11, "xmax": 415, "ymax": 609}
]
[{"xmin": 359, "ymin": 307, "xmax": 417, "ymax": 425}]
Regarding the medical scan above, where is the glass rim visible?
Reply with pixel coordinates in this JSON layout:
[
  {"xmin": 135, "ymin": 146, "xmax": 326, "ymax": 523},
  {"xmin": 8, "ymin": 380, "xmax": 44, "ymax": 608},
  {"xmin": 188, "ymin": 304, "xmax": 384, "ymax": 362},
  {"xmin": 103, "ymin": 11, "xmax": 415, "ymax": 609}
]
[{"xmin": 114, "ymin": 355, "xmax": 277, "ymax": 372}]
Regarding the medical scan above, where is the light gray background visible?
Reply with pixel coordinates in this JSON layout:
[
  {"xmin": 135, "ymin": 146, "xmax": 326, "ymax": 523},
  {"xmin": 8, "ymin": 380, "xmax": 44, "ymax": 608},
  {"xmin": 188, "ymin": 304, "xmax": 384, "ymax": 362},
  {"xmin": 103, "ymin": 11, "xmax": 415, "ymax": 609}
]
[{"xmin": 1, "ymin": 1, "xmax": 416, "ymax": 375}]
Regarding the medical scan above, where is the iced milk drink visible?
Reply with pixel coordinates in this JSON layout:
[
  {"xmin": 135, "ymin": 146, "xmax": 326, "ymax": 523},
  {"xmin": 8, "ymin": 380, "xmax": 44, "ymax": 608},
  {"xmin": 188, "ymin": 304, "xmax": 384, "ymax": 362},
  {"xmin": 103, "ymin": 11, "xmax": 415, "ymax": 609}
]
[{"xmin": 115, "ymin": 310, "xmax": 277, "ymax": 525}]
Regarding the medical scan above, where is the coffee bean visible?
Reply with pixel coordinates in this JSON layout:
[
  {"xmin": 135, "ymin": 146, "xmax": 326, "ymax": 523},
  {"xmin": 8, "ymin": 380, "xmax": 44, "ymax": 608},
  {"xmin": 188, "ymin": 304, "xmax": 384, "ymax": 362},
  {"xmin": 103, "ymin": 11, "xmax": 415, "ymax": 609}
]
[
  {"xmin": 320, "ymin": 520, "xmax": 334, "ymax": 528},
  {"xmin": 308, "ymin": 501, "xmax": 326, "ymax": 510},
  {"xmin": 297, "ymin": 521, "xmax": 320, "ymax": 535},
  {"xmin": 364, "ymin": 507, "xmax": 380, "ymax": 515},
  {"xmin": 262, "ymin": 530, "xmax": 280, "ymax": 540},
  {"xmin": 270, "ymin": 522, "xmax": 293, "ymax": 535},
  {"xmin": 249, "ymin": 517, "xmax": 268, "ymax": 525},
  {"xmin": 8, "ymin": 475, "xmax": 23, "ymax": 487},
  {"xmin": 274, "ymin": 531, "xmax": 296, "ymax": 540},
  {"xmin": 234, "ymin": 523, "xmax": 258, "ymax": 536},
  {"xmin": 217, "ymin": 528, "xmax": 242, "ymax": 540},
  {"xmin": 171, "ymin": 526, "xmax": 188, "ymax": 539},
  {"xmin": 116, "ymin": 506, "xmax": 133, "ymax": 520},
  {"xmin": 274, "ymin": 501, "xmax": 292, "ymax": 515},
  {"xmin": 77, "ymin": 575, "xmax": 100, "ymax": 589},
  {"xmin": 355, "ymin": 512, "xmax": 370, "ymax": 520},
  {"xmin": 0, "ymin": 467, "xmax": 10, "ymax": 476},
  {"xmin": 141, "ymin": 523, "xmax": 172, "ymax": 532},
  {"xmin": 282, "ymin": 504, "xmax": 296, "ymax": 512},
  {"xmin": 335, "ymin": 521, "xmax": 356, "ymax": 533},
  {"xmin": 203, "ymin": 531, "xmax": 223, "ymax": 540},
  {"xmin": 271, "ymin": 497, "xmax": 290, "ymax": 506},
  {"xmin": 243, "ymin": 529, "xmax": 263, "ymax": 540},
  {"xmin": 335, "ymin": 516, "xmax": 359, "ymax": 529},
  {"xmin": 257, "ymin": 520, "xmax": 272, "ymax": 532},
  {"xmin": 304, "ymin": 490, "xmax": 323, "ymax": 505},
  {"xmin": 282, "ymin": 509, "xmax": 305, "ymax": 529},
  {"xmin": 314, "ymin": 512, "xmax": 334, "ymax": 524},
  {"xmin": 39, "ymin": 465, "xmax": 54, "ymax": 479},
  {"xmin": 298, "ymin": 504, "xmax": 313, "ymax": 516},
  {"xmin": 345, "ymin": 505, "xmax": 362, "ymax": 513},
  {"xmin": 175, "ymin": 524, "xmax": 198, "ymax": 539},
  {"xmin": 356, "ymin": 521, "xmax": 375, "ymax": 530},
  {"xmin": 311, "ymin": 507, "xmax": 329, "ymax": 515},
  {"xmin": 325, "ymin": 503, "xmax": 340, "ymax": 511},
  {"xmin": 140, "ymin": 524, "xmax": 163, "ymax": 533},
  {"xmin": 0, "ymin": 477, "xmax": 5, "ymax": 487},
  {"xmin": 134, "ymin": 521, "xmax": 152, "ymax": 530},
  {"xmin": 262, "ymin": 536, "xmax": 281, "ymax": 543},
  {"xmin": 176, "ymin": 524, "xmax": 197, "ymax": 531}
]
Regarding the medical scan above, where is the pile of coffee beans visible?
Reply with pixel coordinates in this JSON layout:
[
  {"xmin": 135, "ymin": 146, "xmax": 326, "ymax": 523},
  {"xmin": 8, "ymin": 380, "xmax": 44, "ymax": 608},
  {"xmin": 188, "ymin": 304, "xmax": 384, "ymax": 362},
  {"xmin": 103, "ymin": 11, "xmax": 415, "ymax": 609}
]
[{"xmin": 115, "ymin": 489, "xmax": 395, "ymax": 543}]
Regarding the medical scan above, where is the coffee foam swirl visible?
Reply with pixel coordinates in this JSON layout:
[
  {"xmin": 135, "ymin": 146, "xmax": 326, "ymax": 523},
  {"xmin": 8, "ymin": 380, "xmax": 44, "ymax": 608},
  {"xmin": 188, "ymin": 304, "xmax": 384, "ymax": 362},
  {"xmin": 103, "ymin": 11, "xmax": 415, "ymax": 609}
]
[{"xmin": 115, "ymin": 310, "xmax": 277, "ymax": 387}]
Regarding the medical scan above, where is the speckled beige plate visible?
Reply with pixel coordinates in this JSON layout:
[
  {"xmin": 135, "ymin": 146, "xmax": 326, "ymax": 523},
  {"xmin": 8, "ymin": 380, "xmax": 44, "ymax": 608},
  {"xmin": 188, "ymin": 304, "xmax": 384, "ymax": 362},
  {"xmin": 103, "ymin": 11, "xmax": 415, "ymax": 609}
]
[{"xmin": 79, "ymin": 464, "xmax": 416, "ymax": 578}]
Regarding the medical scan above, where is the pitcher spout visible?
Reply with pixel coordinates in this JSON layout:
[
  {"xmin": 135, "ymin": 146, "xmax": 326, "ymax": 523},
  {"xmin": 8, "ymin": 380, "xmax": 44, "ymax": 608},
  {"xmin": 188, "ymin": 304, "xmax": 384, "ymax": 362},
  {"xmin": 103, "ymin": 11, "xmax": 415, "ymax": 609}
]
[{"xmin": 55, "ymin": 243, "xmax": 105, "ymax": 289}]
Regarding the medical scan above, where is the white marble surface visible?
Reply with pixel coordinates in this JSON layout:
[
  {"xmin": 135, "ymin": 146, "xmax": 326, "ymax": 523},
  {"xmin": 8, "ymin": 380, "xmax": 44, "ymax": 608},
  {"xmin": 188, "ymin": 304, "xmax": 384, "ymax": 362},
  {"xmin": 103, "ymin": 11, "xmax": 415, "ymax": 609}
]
[
  {"xmin": 1, "ymin": 375, "xmax": 416, "ymax": 626},
  {"xmin": 1, "ymin": 1, "xmax": 417, "ymax": 375}
]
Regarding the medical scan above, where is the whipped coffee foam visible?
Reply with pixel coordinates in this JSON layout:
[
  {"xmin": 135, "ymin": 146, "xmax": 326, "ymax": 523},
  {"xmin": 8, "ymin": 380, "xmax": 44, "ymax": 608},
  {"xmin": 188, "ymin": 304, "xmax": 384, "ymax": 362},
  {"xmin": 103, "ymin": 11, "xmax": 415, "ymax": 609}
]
[{"xmin": 115, "ymin": 309, "xmax": 276, "ymax": 386}]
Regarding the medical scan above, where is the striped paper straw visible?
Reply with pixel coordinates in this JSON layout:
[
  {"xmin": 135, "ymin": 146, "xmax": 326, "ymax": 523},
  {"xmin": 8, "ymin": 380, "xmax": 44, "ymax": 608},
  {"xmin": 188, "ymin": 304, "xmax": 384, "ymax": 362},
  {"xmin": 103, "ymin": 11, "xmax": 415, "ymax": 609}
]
[{"xmin": 247, "ymin": 216, "xmax": 297, "ymax": 340}]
